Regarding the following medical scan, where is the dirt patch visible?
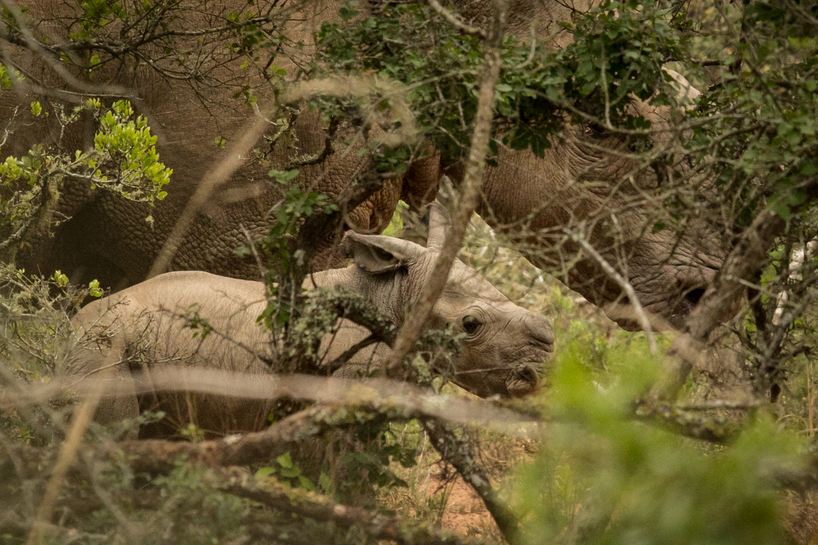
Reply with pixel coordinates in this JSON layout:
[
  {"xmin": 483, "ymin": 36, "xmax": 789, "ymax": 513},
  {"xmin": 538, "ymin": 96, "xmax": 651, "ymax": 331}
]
[
  {"xmin": 430, "ymin": 477, "xmax": 499, "ymax": 536},
  {"xmin": 429, "ymin": 473, "xmax": 498, "ymax": 538}
]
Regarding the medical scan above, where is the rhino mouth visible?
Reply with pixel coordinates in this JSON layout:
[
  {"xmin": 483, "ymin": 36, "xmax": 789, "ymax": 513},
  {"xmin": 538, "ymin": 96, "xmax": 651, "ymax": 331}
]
[
  {"xmin": 604, "ymin": 286, "xmax": 709, "ymax": 332},
  {"xmin": 504, "ymin": 361, "xmax": 544, "ymax": 397}
]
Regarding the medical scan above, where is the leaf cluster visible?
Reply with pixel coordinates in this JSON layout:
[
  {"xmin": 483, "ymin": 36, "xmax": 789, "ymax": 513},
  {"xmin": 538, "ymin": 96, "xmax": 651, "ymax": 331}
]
[
  {"xmin": 517, "ymin": 338, "xmax": 800, "ymax": 545},
  {"xmin": 312, "ymin": 0, "xmax": 683, "ymax": 160},
  {"xmin": 686, "ymin": 0, "xmax": 818, "ymax": 228},
  {"xmin": 0, "ymin": 93, "xmax": 171, "ymax": 263}
]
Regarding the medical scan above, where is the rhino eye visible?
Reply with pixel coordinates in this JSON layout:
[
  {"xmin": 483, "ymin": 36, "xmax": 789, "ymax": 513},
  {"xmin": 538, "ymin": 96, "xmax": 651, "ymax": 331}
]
[
  {"xmin": 462, "ymin": 315, "xmax": 482, "ymax": 335},
  {"xmin": 583, "ymin": 122, "xmax": 606, "ymax": 137}
]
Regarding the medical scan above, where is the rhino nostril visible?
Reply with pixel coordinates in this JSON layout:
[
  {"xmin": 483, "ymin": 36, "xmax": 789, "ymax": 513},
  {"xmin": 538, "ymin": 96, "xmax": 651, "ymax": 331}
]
[
  {"xmin": 515, "ymin": 365, "xmax": 539, "ymax": 386},
  {"xmin": 686, "ymin": 288, "xmax": 705, "ymax": 308}
]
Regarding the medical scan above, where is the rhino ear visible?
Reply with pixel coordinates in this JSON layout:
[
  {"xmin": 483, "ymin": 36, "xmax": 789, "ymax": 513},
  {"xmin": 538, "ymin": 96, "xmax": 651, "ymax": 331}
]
[{"xmin": 342, "ymin": 231, "xmax": 423, "ymax": 274}]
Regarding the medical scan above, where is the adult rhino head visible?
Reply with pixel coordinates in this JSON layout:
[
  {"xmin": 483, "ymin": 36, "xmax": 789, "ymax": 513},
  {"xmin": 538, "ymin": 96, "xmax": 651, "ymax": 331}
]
[{"xmin": 435, "ymin": 71, "xmax": 727, "ymax": 331}]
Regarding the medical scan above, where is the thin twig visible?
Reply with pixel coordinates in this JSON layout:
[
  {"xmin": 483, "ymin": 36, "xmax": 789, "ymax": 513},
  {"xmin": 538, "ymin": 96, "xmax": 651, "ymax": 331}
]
[
  {"xmin": 651, "ymin": 209, "xmax": 787, "ymax": 400},
  {"xmin": 223, "ymin": 468, "xmax": 479, "ymax": 545},
  {"xmin": 25, "ymin": 393, "xmax": 101, "ymax": 545},
  {"xmin": 427, "ymin": 0, "xmax": 488, "ymax": 39},
  {"xmin": 674, "ymin": 399, "xmax": 767, "ymax": 411},
  {"xmin": 423, "ymin": 417, "xmax": 521, "ymax": 544},
  {"xmin": 565, "ymin": 228, "xmax": 658, "ymax": 355},
  {"xmin": 148, "ymin": 115, "xmax": 270, "ymax": 278}
]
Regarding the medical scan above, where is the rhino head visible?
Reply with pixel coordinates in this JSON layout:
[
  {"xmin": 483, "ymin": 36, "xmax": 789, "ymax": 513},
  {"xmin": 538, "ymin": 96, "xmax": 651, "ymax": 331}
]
[
  {"xmin": 439, "ymin": 71, "xmax": 729, "ymax": 331},
  {"xmin": 340, "ymin": 203, "xmax": 555, "ymax": 397}
]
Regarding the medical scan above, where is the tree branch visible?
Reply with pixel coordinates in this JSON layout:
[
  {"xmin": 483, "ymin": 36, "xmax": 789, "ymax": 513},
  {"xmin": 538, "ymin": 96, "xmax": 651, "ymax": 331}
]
[
  {"xmin": 426, "ymin": 0, "xmax": 488, "ymax": 39},
  {"xmin": 565, "ymin": 228, "xmax": 657, "ymax": 355},
  {"xmin": 221, "ymin": 467, "xmax": 478, "ymax": 545},
  {"xmin": 113, "ymin": 404, "xmax": 397, "ymax": 475},
  {"xmin": 422, "ymin": 418, "xmax": 521, "ymax": 544},
  {"xmin": 631, "ymin": 399, "xmax": 743, "ymax": 444},
  {"xmin": 383, "ymin": 0, "xmax": 509, "ymax": 378}
]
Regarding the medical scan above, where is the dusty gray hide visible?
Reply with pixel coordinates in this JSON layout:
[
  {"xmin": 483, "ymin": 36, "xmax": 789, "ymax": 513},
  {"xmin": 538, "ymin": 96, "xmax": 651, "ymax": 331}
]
[{"xmin": 67, "ymin": 204, "xmax": 554, "ymax": 437}]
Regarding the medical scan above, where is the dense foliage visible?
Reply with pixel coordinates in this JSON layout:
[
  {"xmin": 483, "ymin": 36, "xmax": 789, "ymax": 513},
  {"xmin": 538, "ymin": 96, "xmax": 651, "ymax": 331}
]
[
  {"xmin": 313, "ymin": 0, "xmax": 684, "ymax": 160},
  {"xmin": 1, "ymin": 0, "xmax": 818, "ymax": 543}
]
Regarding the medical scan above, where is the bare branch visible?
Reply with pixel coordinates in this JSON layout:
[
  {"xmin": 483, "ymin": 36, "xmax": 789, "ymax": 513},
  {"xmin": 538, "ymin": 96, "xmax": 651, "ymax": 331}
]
[
  {"xmin": 566, "ymin": 228, "xmax": 658, "ymax": 355},
  {"xmin": 112, "ymin": 404, "xmax": 400, "ymax": 475},
  {"xmin": 423, "ymin": 418, "xmax": 521, "ymax": 544},
  {"xmin": 652, "ymin": 209, "xmax": 788, "ymax": 400},
  {"xmin": 631, "ymin": 399, "xmax": 743, "ymax": 444},
  {"xmin": 25, "ymin": 393, "xmax": 101, "ymax": 545},
  {"xmin": 53, "ymin": 368, "xmax": 541, "ymax": 434}
]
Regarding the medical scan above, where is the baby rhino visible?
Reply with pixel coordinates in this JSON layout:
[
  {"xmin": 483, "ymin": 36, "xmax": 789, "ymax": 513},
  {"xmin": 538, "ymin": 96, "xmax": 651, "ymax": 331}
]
[{"xmin": 68, "ymin": 203, "xmax": 555, "ymax": 436}]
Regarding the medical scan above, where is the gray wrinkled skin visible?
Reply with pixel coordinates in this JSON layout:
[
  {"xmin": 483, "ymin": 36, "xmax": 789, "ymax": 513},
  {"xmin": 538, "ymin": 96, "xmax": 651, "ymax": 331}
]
[
  {"xmin": 68, "ymin": 205, "xmax": 554, "ymax": 437},
  {"xmin": 1, "ymin": 0, "xmax": 439, "ymax": 291},
  {"xmin": 440, "ymin": 70, "xmax": 727, "ymax": 330}
]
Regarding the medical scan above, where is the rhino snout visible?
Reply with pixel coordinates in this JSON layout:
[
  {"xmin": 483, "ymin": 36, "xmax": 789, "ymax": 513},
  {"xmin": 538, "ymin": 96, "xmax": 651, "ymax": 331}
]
[{"xmin": 525, "ymin": 313, "xmax": 556, "ymax": 349}]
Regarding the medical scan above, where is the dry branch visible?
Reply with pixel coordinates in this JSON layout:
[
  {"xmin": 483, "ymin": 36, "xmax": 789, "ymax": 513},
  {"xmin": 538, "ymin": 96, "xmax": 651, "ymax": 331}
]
[
  {"xmin": 631, "ymin": 399, "xmax": 744, "ymax": 444},
  {"xmin": 25, "ymin": 394, "xmax": 101, "ymax": 545},
  {"xmin": 112, "ymin": 404, "xmax": 404, "ymax": 475},
  {"xmin": 63, "ymin": 369, "xmax": 541, "ymax": 434},
  {"xmin": 426, "ymin": 0, "xmax": 488, "ymax": 39},
  {"xmin": 423, "ymin": 418, "xmax": 521, "ymax": 545},
  {"xmin": 566, "ymin": 228, "xmax": 658, "ymax": 354}
]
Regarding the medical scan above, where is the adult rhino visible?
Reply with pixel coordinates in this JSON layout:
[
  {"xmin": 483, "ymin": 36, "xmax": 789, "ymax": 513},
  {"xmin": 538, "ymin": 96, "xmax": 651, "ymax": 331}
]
[
  {"xmin": 0, "ymin": 0, "xmax": 726, "ymax": 329},
  {"xmin": 68, "ymin": 204, "xmax": 555, "ymax": 437}
]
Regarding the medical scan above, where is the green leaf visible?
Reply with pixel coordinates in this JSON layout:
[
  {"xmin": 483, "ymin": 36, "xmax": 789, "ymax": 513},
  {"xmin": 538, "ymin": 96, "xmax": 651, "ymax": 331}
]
[
  {"xmin": 51, "ymin": 270, "xmax": 69, "ymax": 288},
  {"xmin": 298, "ymin": 476, "xmax": 316, "ymax": 491},
  {"xmin": 276, "ymin": 452, "xmax": 294, "ymax": 469},
  {"xmin": 255, "ymin": 466, "xmax": 276, "ymax": 478},
  {"xmin": 268, "ymin": 169, "xmax": 300, "ymax": 184},
  {"xmin": 88, "ymin": 279, "xmax": 103, "ymax": 298},
  {"xmin": 279, "ymin": 467, "xmax": 301, "ymax": 478}
]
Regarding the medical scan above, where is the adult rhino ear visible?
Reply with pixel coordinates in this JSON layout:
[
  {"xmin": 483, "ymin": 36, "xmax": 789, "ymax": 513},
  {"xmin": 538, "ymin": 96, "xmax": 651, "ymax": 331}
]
[{"xmin": 342, "ymin": 231, "xmax": 423, "ymax": 274}]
